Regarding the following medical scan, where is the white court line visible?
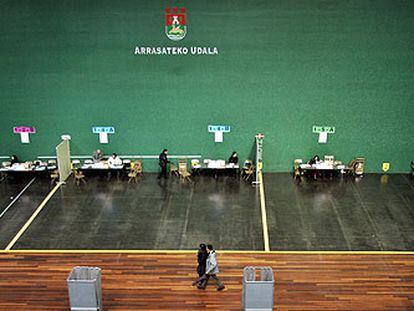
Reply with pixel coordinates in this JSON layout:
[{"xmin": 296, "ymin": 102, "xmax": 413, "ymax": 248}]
[
  {"xmin": 38, "ymin": 154, "xmax": 202, "ymax": 159},
  {"xmin": 0, "ymin": 177, "xmax": 37, "ymax": 219}
]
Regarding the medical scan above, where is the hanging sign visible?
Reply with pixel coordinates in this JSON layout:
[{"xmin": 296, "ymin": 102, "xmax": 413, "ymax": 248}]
[
  {"xmin": 312, "ymin": 126, "xmax": 335, "ymax": 134},
  {"xmin": 208, "ymin": 125, "xmax": 230, "ymax": 142},
  {"xmin": 13, "ymin": 126, "xmax": 36, "ymax": 144},
  {"xmin": 92, "ymin": 126, "xmax": 115, "ymax": 144},
  {"xmin": 208, "ymin": 125, "xmax": 231, "ymax": 133},
  {"xmin": 92, "ymin": 127, "xmax": 115, "ymax": 134},
  {"xmin": 313, "ymin": 125, "xmax": 335, "ymax": 144}
]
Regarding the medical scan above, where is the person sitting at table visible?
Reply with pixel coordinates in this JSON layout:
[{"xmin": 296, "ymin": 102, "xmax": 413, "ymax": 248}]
[
  {"xmin": 92, "ymin": 149, "xmax": 104, "ymax": 163},
  {"xmin": 228, "ymin": 152, "xmax": 239, "ymax": 165},
  {"xmin": 33, "ymin": 160, "xmax": 44, "ymax": 167},
  {"xmin": 10, "ymin": 154, "xmax": 19, "ymax": 165},
  {"xmin": 308, "ymin": 155, "xmax": 321, "ymax": 180},
  {"xmin": 308, "ymin": 155, "xmax": 321, "ymax": 166},
  {"xmin": 108, "ymin": 153, "xmax": 123, "ymax": 167}
]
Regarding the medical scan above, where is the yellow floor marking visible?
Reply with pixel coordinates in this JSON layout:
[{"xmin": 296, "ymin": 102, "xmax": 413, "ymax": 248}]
[
  {"xmin": 4, "ymin": 182, "xmax": 62, "ymax": 251},
  {"xmin": 259, "ymin": 171, "xmax": 270, "ymax": 252}
]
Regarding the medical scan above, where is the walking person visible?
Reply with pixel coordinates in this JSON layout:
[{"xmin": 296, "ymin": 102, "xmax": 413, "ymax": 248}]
[
  {"xmin": 157, "ymin": 149, "xmax": 170, "ymax": 179},
  {"xmin": 196, "ymin": 244, "xmax": 209, "ymax": 289},
  {"xmin": 192, "ymin": 244, "xmax": 225, "ymax": 291}
]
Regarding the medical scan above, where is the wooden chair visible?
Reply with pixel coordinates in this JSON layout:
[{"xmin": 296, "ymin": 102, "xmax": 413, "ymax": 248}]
[
  {"xmin": 128, "ymin": 161, "xmax": 142, "ymax": 183},
  {"xmin": 170, "ymin": 163, "xmax": 179, "ymax": 177},
  {"xmin": 71, "ymin": 159, "xmax": 81, "ymax": 170},
  {"xmin": 50, "ymin": 169, "xmax": 59, "ymax": 185},
  {"xmin": 134, "ymin": 160, "xmax": 143, "ymax": 176},
  {"xmin": 348, "ymin": 157, "xmax": 365, "ymax": 176},
  {"xmin": 178, "ymin": 160, "xmax": 192, "ymax": 183},
  {"xmin": 72, "ymin": 168, "xmax": 86, "ymax": 186},
  {"xmin": 2, "ymin": 161, "xmax": 11, "ymax": 168},
  {"xmin": 128, "ymin": 169, "xmax": 138, "ymax": 183},
  {"xmin": 242, "ymin": 160, "xmax": 255, "ymax": 182},
  {"xmin": 293, "ymin": 159, "xmax": 303, "ymax": 179}
]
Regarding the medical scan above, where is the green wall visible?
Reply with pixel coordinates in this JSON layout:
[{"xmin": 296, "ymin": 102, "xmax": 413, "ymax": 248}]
[{"xmin": 0, "ymin": 0, "xmax": 413, "ymax": 172}]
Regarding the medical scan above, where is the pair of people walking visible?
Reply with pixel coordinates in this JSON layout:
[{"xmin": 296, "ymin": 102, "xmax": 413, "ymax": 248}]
[{"xmin": 192, "ymin": 244, "xmax": 225, "ymax": 291}]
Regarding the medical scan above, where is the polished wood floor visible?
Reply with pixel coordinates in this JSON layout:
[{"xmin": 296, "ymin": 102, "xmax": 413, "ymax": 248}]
[{"xmin": 0, "ymin": 252, "xmax": 413, "ymax": 310}]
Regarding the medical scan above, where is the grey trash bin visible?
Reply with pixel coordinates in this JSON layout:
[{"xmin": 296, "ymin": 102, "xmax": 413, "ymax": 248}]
[
  {"xmin": 242, "ymin": 266, "xmax": 274, "ymax": 311},
  {"xmin": 67, "ymin": 266, "xmax": 102, "ymax": 311}
]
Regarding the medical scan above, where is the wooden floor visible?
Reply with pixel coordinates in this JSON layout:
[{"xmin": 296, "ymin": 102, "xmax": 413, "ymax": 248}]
[{"xmin": 0, "ymin": 252, "xmax": 413, "ymax": 310}]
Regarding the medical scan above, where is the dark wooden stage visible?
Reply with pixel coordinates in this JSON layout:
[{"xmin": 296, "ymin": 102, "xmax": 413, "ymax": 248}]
[{"xmin": 0, "ymin": 252, "xmax": 413, "ymax": 310}]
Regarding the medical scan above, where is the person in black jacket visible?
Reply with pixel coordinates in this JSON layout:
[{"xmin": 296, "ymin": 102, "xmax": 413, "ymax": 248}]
[
  {"xmin": 196, "ymin": 244, "xmax": 209, "ymax": 289},
  {"xmin": 10, "ymin": 155, "xmax": 19, "ymax": 165},
  {"xmin": 228, "ymin": 152, "xmax": 238, "ymax": 165},
  {"xmin": 157, "ymin": 149, "xmax": 170, "ymax": 179}
]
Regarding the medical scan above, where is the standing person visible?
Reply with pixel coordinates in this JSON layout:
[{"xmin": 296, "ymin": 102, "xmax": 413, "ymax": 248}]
[
  {"xmin": 192, "ymin": 244, "xmax": 225, "ymax": 291},
  {"xmin": 228, "ymin": 151, "xmax": 238, "ymax": 165},
  {"xmin": 196, "ymin": 244, "xmax": 209, "ymax": 290},
  {"xmin": 157, "ymin": 149, "xmax": 170, "ymax": 179}
]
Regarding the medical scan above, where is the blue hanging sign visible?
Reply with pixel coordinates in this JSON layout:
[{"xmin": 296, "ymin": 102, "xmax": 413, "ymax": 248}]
[
  {"xmin": 208, "ymin": 125, "xmax": 231, "ymax": 133},
  {"xmin": 92, "ymin": 126, "xmax": 115, "ymax": 134}
]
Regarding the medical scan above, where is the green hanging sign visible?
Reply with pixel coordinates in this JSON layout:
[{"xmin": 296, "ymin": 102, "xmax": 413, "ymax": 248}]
[{"xmin": 312, "ymin": 126, "xmax": 335, "ymax": 134}]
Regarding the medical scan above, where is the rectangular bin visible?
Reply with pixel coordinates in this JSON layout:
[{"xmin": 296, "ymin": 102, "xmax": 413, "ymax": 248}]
[
  {"xmin": 242, "ymin": 266, "xmax": 274, "ymax": 311},
  {"xmin": 67, "ymin": 266, "xmax": 102, "ymax": 311}
]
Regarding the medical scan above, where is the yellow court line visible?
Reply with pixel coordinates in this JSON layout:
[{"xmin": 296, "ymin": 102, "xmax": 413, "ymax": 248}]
[
  {"xmin": 1, "ymin": 250, "xmax": 414, "ymax": 255},
  {"xmin": 258, "ymin": 171, "xmax": 270, "ymax": 252},
  {"xmin": 4, "ymin": 182, "xmax": 62, "ymax": 251}
]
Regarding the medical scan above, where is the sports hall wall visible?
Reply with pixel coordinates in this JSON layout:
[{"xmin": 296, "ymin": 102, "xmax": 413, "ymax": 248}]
[{"xmin": 0, "ymin": 0, "xmax": 413, "ymax": 173}]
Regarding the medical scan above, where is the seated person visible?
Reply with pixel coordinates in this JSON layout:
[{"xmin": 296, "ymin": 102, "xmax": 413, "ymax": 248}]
[
  {"xmin": 228, "ymin": 151, "xmax": 239, "ymax": 165},
  {"xmin": 243, "ymin": 159, "xmax": 253, "ymax": 169},
  {"xmin": 33, "ymin": 160, "xmax": 45, "ymax": 167},
  {"xmin": 308, "ymin": 155, "xmax": 322, "ymax": 180},
  {"xmin": 308, "ymin": 155, "xmax": 321, "ymax": 166},
  {"xmin": 10, "ymin": 154, "xmax": 19, "ymax": 165},
  {"xmin": 108, "ymin": 153, "xmax": 123, "ymax": 167},
  {"xmin": 92, "ymin": 149, "xmax": 104, "ymax": 163}
]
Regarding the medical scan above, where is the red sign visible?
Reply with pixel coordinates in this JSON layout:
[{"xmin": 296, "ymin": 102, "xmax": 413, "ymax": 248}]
[
  {"xmin": 256, "ymin": 133, "xmax": 265, "ymax": 139},
  {"xmin": 13, "ymin": 126, "xmax": 36, "ymax": 134},
  {"xmin": 165, "ymin": 7, "xmax": 186, "ymax": 26}
]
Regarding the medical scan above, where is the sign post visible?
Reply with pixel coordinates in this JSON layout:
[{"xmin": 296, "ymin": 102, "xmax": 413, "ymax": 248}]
[
  {"xmin": 92, "ymin": 126, "xmax": 115, "ymax": 144},
  {"xmin": 208, "ymin": 125, "xmax": 231, "ymax": 142},
  {"xmin": 312, "ymin": 125, "xmax": 335, "ymax": 144},
  {"xmin": 13, "ymin": 126, "xmax": 36, "ymax": 144},
  {"xmin": 253, "ymin": 133, "xmax": 265, "ymax": 185}
]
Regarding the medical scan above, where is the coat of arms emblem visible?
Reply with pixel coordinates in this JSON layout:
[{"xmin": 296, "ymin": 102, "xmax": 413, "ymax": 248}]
[{"xmin": 165, "ymin": 7, "xmax": 187, "ymax": 41}]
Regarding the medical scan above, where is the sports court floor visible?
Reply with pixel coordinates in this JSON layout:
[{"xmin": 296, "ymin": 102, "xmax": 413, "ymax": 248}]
[{"xmin": 0, "ymin": 173, "xmax": 413, "ymax": 251}]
